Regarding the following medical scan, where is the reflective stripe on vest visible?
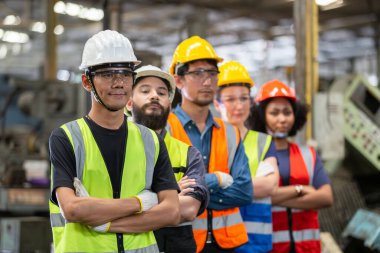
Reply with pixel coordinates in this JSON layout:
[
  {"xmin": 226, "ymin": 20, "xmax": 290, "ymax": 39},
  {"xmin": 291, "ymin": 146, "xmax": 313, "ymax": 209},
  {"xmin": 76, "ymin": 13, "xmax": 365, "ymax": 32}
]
[
  {"xmin": 272, "ymin": 229, "xmax": 320, "ymax": 243},
  {"xmin": 167, "ymin": 113, "xmax": 248, "ymax": 252},
  {"xmin": 49, "ymin": 244, "xmax": 159, "ymax": 253},
  {"xmin": 272, "ymin": 143, "xmax": 320, "ymax": 253},
  {"xmin": 50, "ymin": 119, "xmax": 159, "ymax": 253},
  {"xmin": 244, "ymin": 221, "xmax": 272, "ymax": 235},
  {"xmin": 192, "ymin": 211, "xmax": 243, "ymax": 230}
]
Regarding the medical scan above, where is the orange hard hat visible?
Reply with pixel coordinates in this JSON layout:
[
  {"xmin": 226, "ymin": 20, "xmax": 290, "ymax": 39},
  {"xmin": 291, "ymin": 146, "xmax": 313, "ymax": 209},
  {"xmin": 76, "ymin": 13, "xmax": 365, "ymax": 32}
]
[{"xmin": 255, "ymin": 79, "xmax": 296, "ymax": 102}]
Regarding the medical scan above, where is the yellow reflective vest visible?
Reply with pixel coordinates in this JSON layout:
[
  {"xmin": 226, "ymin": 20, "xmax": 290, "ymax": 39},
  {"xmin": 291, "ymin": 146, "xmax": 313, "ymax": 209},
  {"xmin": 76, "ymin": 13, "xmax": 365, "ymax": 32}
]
[{"xmin": 49, "ymin": 119, "xmax": 159, "ymax": 253}]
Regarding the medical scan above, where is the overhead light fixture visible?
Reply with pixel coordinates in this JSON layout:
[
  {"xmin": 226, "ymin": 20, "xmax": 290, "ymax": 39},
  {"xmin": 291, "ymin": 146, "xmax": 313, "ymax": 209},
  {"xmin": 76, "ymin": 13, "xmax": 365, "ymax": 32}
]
[
  {"xmin": 0, "ymin": 45, "xmax": 7, "ymax": 59},
  {"xmin": 3, "ymin": 15, "xmax": 22, "ymax": 25},
  {"xmin": 1, "ymin": 30, "xmax": 29, "ymax": 43},
  {"xmin": 54, "ymin": 25, "xmax": 65, "ymax": 35},
  {"xmin": 316, "ymin": 0, "xmax": 344, "ymax": 10},
  {"xmin": 31, "ymin": 22, "xmax": 47, "ymax": 33},
  {"xmin": 54, "ymin": 1, "xmax": 104, "ymax": 21}
]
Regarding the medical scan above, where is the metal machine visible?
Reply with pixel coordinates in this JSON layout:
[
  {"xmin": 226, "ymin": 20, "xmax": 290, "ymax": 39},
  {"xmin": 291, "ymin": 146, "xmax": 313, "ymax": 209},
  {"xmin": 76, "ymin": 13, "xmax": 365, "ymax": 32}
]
[
  {"xmin": 343, "ymin": 75, "xmax": 380, "ymax": 171},
  {"xmin": 0, "ymin": 76, "xmax": 88, "ymax": 252},
  {"xmin": 314, "ymin": 75, "xmax": 380, "ymax": 251}
]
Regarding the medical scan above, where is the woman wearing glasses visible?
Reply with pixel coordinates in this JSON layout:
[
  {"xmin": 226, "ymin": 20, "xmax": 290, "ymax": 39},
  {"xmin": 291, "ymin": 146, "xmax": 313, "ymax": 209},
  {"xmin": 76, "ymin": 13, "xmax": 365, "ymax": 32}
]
[{"xmin": 214, "ymin": 61, "xmax": 279, "ymax": 253}]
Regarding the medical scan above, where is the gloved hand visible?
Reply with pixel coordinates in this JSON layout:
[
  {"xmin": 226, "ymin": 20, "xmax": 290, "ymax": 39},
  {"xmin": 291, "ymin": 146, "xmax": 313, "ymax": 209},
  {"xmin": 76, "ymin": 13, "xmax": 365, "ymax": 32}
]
[
  {"xmin": 135, "ymin": 190, "xmax": 158, "ymax": 212},
  {"xmin": 215, "ymin": 172, "xmax": 234, "ymax": 189},
  {"xmin": 255, "ymin": 162, "xmax": 275, "ymax": 177},
  {"xmin": 73, "ymin": 177, "xmax": 89, "ymax": 197}
]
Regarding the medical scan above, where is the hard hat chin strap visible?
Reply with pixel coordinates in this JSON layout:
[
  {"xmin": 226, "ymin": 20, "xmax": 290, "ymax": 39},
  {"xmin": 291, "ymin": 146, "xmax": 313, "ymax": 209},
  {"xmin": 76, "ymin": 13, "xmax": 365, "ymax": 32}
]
[{"xmin": 86, "ymin": 74, "xmax": 118, "ymax": 112}]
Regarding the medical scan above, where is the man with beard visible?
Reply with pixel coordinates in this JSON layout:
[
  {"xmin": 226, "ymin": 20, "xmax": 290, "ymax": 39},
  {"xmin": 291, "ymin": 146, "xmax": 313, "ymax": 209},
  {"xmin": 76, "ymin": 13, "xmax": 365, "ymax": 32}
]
[
  {"xmin": 167, "ymin": 36, "xmax": 253, "ymax": 253},
  {"xmin": 127, "ymin": 65, "xmax": 209, "ymax": 253},
  {"xmin": 48, "ymin": 31, "xmax": 180, "ymax": 253}
]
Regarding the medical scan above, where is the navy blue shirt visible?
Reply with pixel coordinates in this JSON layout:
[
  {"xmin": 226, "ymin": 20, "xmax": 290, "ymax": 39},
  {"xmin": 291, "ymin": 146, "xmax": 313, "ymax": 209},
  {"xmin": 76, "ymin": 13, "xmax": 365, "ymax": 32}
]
[{"xmin": 172, "ymin": 105, "xmax": 252, "ymax": 210}]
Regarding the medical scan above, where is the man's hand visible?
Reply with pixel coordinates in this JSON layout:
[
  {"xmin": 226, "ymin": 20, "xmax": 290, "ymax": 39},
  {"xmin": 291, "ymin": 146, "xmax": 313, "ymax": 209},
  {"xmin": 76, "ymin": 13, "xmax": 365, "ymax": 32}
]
[
  {"xmin": 215, "ymin": 172, "xmax": 234, "ymax": 189},
  {"xmin": 178, "ymin": 176, "xmax": 195, "ymax": 196},
  {"xmin": 136, "ymin": 190, "xmax": 158, "ymax": 212}
]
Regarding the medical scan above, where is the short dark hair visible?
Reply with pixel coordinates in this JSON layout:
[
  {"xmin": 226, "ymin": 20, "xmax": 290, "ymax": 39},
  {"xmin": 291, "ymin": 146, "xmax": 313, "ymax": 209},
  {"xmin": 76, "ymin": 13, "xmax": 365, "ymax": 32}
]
[
  {"xmin": 247, "ymin": 98, "xmax": 309, "ymax": 137},
  {"xmin": 176, "ymin": 59, "xmax": 218, "ymax": 76}
]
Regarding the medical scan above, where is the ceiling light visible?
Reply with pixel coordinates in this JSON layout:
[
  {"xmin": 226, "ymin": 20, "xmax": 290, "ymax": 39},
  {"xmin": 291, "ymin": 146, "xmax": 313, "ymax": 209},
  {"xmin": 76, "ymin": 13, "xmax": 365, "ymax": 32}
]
[
  {"xmin": 3, "ymin": 15, "xmax": 22, "ymax": 26},
  {"xmin": 54, "ymin": 25, "xmax": 64, "ymax": 35},
  {"xmin": 31, "ymin": 22, "xmax": 46, "ymax": 33},
  {"xmin": 316, "ymin": 0, "xmax": 343, "ymax": 7},
  {"xmin": 0, "ymin": 45, "xmax": 7, "ymax": 59},
  {"xmin": 1, "ymin": 31, "xmax": 29, "ymax": 43},
  {"xmin": 54, "ymin": 1, "xmax": 104, "ymax": 21}
]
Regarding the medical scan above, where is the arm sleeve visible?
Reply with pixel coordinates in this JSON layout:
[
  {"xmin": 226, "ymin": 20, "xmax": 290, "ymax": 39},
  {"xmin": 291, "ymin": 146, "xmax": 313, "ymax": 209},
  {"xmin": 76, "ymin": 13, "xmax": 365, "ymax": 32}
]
[
  {"xmin": 151, "ymin": 134, "xmax": 180, "ymax": 193},
  {"xmin": 49, "ymin": 128, "xmax": 77, "ymax": 205},
  {"xmin": 206, "ymin": 142, "xmax": 253, "ymax": 210},
  {"xmin": 312, "ymin": 153, "xmax": 331, "ymax": 189},
  {"xmin": 263, "ymin": 140, "xmax": 277, "ymax": 159},
  {"xmin": 184, "ymin": 146, "xmax": 209, "ymax": 215}
]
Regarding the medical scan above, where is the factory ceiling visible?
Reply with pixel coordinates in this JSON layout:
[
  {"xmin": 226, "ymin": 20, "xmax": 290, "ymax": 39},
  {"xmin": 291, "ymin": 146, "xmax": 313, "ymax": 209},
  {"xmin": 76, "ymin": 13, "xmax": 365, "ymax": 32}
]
[{"xmin": 0, "ymin": 0, "xmax": 380, "ymax": 79}]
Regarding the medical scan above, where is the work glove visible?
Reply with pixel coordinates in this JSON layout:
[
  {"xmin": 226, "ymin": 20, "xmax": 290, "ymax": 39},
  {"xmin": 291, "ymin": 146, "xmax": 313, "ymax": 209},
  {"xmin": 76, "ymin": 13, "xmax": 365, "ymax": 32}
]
[
  {"xmin": 135, "ymin": 190, "xmax": 158, "ymax": 212},
  {"xmin": 215, "ymin": 172, "xmax": 234, "ymax": 189},
  {"xmin": 73, "ymin": 177, "xmax": 89, "ymax": 197},
  {"xmin": 255, "ymin": 161, "xmax": 275, "ymax": 177},
  {"xmin": 73, "ymin": 178, "xmax": 111, "ymax": 233}
]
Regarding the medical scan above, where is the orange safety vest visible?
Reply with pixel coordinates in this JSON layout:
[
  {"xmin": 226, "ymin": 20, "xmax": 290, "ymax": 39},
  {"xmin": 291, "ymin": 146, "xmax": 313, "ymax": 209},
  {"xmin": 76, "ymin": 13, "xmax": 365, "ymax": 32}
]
[
  {"xmin": 167, "ymin": 113, "xmax": 248, "ymax": 252},
  {"xmin": 271, "ymin": 143, "xmax": 320, "ymax": 253}
]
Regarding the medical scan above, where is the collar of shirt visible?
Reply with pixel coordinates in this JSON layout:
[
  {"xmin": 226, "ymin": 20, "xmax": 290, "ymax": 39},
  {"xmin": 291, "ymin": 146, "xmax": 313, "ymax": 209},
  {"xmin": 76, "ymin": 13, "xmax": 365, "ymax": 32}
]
[{"xmin": 173, "ymin": 105, "xmax": 221, "ymax": 131}]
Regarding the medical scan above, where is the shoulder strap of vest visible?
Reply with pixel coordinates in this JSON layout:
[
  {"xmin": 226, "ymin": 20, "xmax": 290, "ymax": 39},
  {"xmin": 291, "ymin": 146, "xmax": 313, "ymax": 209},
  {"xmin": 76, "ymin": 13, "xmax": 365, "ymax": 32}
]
[
  {"xmin": 214, "ymin": 118, "xmax": 240, "ymax": 169},
  {"xmin": 292, "ymin": 143, "xmax": 316, "ymax": 185},
  {"xmin": 257, "ymin": 132, "xmax": 272, "ymax": 161},
  {"xmin": 166, "ymin": 112, "xmax": 192, "ymax": 145},
  {"xmin": 61, "ymin": 119, "xmax": 86, "ymax": 181},
  {"xmin": 131, "ymin": 121, "xmax": 159, "ymax": 190}
]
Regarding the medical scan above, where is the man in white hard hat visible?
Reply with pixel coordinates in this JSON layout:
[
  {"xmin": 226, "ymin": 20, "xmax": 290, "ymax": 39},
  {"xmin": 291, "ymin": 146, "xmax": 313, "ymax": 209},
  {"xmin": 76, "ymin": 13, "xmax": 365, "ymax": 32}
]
[
  {"xmin": 126, "ymin": 65, "xmax": 209, "ymax": 253},
  {"xmin": 48, "ymin": 30, "xmax": 180, "ymax": 253}
]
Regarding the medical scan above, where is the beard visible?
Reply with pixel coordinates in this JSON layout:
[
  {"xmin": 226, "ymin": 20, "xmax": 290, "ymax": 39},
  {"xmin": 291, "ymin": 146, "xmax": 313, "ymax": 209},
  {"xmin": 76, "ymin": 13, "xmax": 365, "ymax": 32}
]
[{"xmin": 132, "ymin": 102, "xmax": 170, "ymax": 131}]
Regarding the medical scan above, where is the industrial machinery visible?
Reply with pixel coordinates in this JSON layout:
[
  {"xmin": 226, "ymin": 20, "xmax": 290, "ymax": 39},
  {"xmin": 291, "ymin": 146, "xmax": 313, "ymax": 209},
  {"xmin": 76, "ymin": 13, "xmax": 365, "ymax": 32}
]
[
  {"xmin": 0, "ymin": 75, "xmax": 88, "ymax": 252},
  {"xmin": 314, "ymin": 75, "xmax": 380, "ymax": 252}
]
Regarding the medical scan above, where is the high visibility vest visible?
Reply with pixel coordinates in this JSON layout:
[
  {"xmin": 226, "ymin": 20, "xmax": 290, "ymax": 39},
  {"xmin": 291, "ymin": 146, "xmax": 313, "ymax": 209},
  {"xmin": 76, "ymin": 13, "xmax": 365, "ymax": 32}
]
[
  {"xmin": 164, "ymin": 132, "xmax": 189, "ymax": 182},
  {"xmin": 167, "ymin": 112, "xmax": 248, "ymax": 252},
  {"xmin": 236, "ymin": 130, "xmax": 273, "ymax": 253},
  {"xmin": 49, "ymin": 119, "xmax": 160, "ymax": 253},
  {"xmin": 162, "ymin": 131, "xmax": 194, "ymax": 228},
  {"xmin": 271, "ymin": 143, "xmax": 320, "ymax": 253}
]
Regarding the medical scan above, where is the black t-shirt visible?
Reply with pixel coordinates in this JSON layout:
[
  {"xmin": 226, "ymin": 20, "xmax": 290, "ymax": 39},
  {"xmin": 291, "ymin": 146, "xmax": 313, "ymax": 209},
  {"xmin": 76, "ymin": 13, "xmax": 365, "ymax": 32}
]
[{"xmin": 49, "ymin": 116, "xmax": 179, "ymax": 205}]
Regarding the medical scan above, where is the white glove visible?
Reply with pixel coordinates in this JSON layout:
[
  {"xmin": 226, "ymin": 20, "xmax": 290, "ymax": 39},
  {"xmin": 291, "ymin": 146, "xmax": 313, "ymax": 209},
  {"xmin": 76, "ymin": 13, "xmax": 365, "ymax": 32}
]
[
  {"xmin": 215, "ymin": 172, "xmax": 234, "ymax": 189},
  {"xmin": 136, "ymin": 190, "xmax": 158, "ymax": 212},
  {"xmin": 73, "ymin": 177, "xmax": 89, "ymax": 197},
  {"xmin": 255, "ymin": 162, "xmax": 275, "ymax": 177}
]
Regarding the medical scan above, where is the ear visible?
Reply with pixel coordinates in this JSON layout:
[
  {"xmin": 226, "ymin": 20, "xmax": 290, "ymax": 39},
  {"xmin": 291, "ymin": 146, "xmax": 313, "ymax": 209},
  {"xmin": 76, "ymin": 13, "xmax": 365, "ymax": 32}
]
[
  {"xmin": 126, "ymin": 98, "xmax": 133, "ymax": 112},
  {"xmin": 213, "ymin": 99, "xmax": 221, "ymax": 113},
  {"xmin": 81, "ymin": 74, "xmax": 92, "ymax": 92},
  {"xmin": 174, "ymin": 75, "xmax": 183, "ymax": 90}
]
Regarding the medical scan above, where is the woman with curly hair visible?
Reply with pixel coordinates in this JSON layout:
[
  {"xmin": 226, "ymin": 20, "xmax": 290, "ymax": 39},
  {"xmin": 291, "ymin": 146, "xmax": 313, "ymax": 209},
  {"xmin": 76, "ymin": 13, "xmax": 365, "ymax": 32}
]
[{"xmin": 249, "ymin": 80, "xmax": 333, "ymax": 253}]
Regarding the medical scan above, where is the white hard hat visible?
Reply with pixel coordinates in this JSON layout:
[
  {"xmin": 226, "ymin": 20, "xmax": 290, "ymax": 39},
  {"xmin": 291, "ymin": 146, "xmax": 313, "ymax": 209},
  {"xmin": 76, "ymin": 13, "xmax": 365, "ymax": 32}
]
[
  {"xmin": 79, "ymin": 30, "xmax": 141, "ymax": 70},
  {"xmin": 135, "ymin": 65, "xmax": 176, "ymax": 102}
]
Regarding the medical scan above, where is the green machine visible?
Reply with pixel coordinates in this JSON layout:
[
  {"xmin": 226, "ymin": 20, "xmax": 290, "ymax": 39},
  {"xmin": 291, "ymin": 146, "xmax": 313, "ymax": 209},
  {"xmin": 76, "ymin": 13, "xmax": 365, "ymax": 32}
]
[{"xmin": 343, "ymin": 75, "xmax": 380, "ymax": 171}]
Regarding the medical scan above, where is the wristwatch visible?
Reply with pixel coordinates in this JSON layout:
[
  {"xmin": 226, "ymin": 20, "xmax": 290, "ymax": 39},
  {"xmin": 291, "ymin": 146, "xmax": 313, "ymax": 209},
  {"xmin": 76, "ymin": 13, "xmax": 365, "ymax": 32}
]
[{"xmin": 295, "ymin": 185, "xmax": 303, "ymax": 196}]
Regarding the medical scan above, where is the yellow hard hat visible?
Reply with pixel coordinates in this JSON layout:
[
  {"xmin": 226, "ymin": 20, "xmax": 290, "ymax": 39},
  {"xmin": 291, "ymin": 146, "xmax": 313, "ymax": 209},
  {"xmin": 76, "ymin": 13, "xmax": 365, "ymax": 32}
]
[
  {"xmin": 169, "ymin": 36, "xmax": 223, "ymax": 75},
  {"xmin": 217, "ymin": 61, "xmax": 254, "ymax": 87}
]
